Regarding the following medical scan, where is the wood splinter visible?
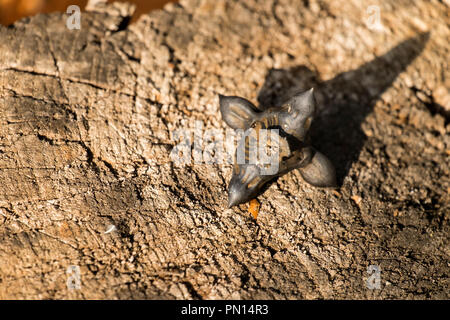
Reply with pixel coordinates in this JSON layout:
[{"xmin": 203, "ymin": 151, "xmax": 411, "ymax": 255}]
[{"xmin": 248, "ymin": 198, "xmax": 260, "ymax": 219}]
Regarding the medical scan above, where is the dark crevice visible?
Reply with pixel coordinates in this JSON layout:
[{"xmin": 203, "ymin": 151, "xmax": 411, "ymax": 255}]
[
  {"xmin": 100, "ymin": 159, "xmax": 120, "ymax": 178},
  {"xmin": 4, "ymin": 67, "xmax": 164, "ymax": 107},
  {"xmin": 6, "ymin": 88, "xmax": 78, "ymax": 120},
  {"xmin": 411, "ymin": 86, "xmax": 449, "ymax": 124},
  {"xmin": 36, "ymin": 133, "xmax": 56, "ymax": 145},
  {"xmin": 120, "ymin": 49, "xmax": 141, "ymax": 63},
  {"xmin": 116, "ymin": 220, "xmax": 134, "ymax": 242},
  {"xmin": 182, "ymin": 281, "xmax": 203, "ymax": 300},
  {"xmin": 114, "ymin": 15, "xmax": 132, "ymax": 33},
  {"xmin": 162, "ymin": 42, "xmax": 181, "ymax": 72},
  {"xmin": 259, "ymin": 242, "xmax": 278, "ymax": 258},
  {"xmin": 35, "ymin": 132, "xmax": 119, "ymax": 178}
]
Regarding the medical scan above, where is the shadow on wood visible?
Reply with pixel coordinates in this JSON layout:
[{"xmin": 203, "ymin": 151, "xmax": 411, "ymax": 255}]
[{"xmin": 257, "ymin": 32, "xmax": 430, "ymax": 186}]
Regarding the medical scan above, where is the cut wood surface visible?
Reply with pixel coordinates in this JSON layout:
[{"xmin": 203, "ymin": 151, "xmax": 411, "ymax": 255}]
[{"xmin": 0, "ymin": 0, "xmax": 449, "ymax": 299}]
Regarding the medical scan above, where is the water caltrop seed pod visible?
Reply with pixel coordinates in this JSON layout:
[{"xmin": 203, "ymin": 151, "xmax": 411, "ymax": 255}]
[{"xmin": 219, "ymin": 88, "xmax": 336, "ymax": 207}]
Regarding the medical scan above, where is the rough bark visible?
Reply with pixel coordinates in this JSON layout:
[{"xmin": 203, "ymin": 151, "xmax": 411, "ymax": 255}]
[{"xmin": 0, "ymin": 0, "xmax": 448, "ymax": 299}]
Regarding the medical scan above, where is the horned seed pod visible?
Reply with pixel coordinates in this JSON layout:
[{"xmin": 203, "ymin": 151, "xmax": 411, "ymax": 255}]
[{"xmin": 219, "ymin": 88, "xmax": 336, "ymax": 207}]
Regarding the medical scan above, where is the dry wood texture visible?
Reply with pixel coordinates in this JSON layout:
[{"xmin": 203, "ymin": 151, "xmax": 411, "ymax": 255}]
[{"xmin": 0, "ymin": 0, "xmax": 449, "ymax": 299}]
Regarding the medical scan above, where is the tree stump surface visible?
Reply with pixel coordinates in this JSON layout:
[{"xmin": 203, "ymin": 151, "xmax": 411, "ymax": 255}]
[{"xmin": 0, "ymin": 0, "xmax": 448, "ymax": 299}]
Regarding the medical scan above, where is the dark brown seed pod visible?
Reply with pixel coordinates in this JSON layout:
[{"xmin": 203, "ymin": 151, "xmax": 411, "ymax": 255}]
[{"xmin": 219, "ymin": 88, "xmax": 336, "ymax": 207}]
